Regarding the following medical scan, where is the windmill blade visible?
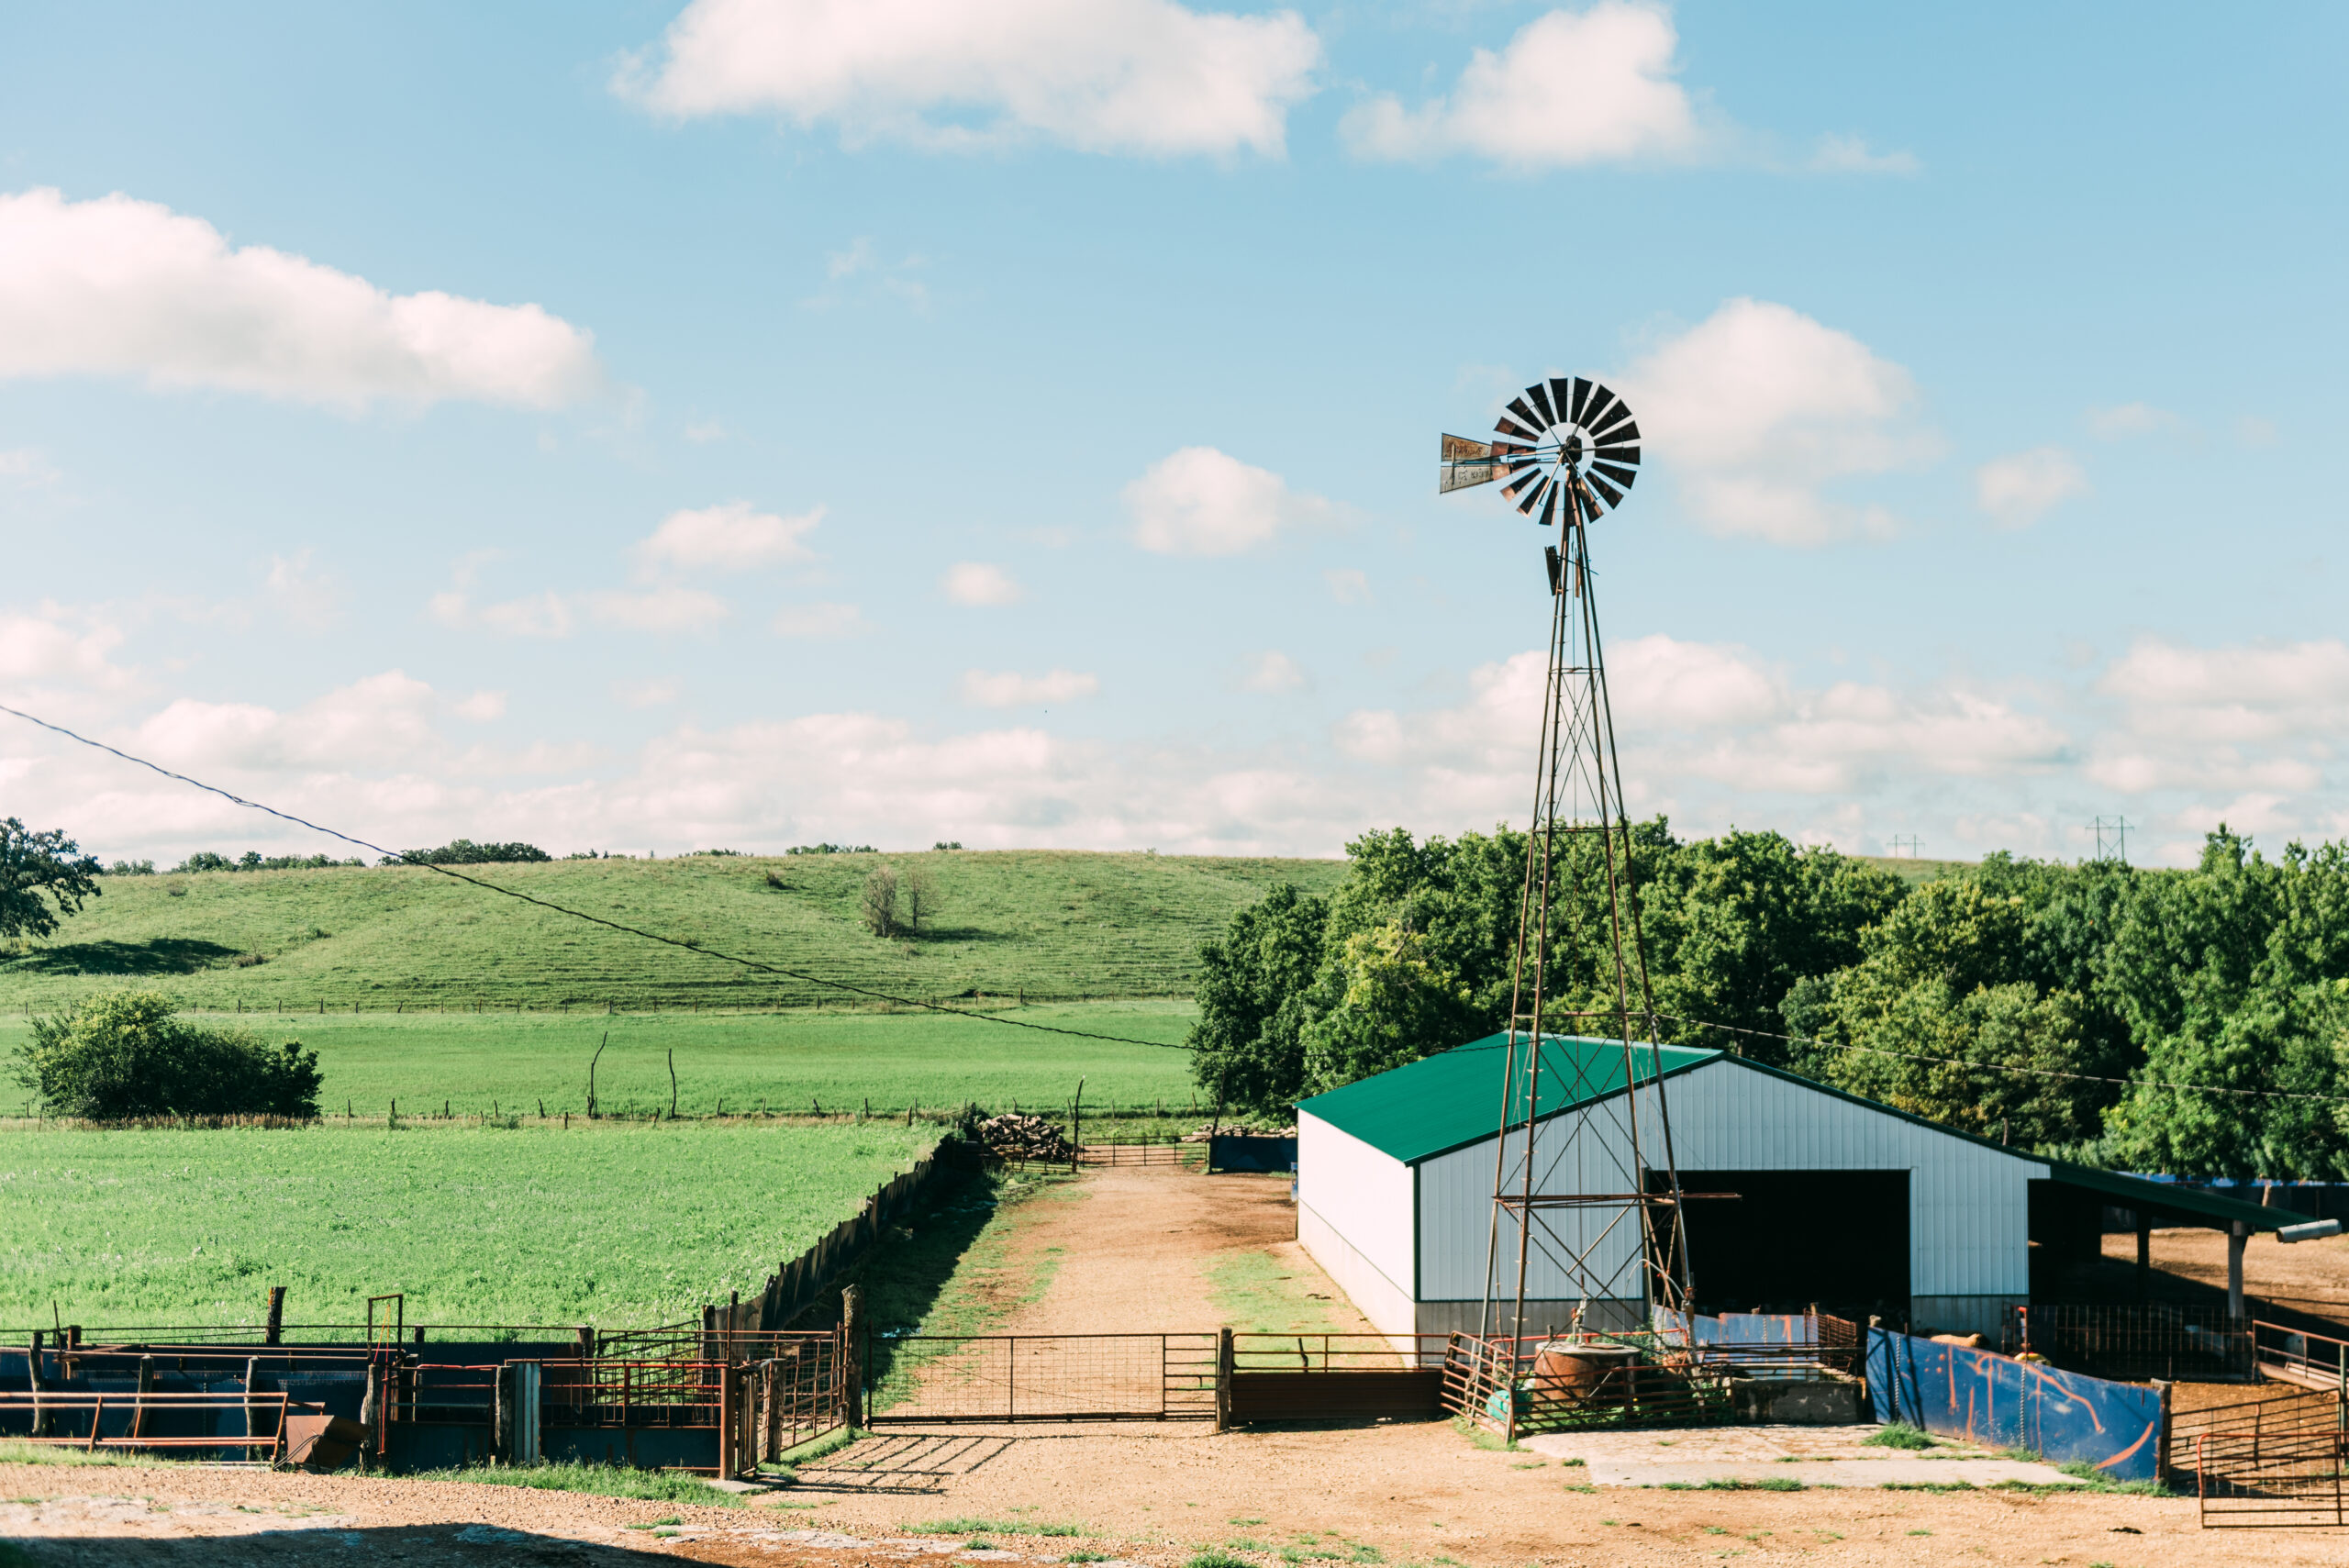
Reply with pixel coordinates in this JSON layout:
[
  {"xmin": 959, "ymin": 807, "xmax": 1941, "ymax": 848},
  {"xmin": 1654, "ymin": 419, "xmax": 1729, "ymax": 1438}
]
[
  {"xmin": 1597, "ymin": 419, "xmax": 1642, "ymax": 449},
  {"xmin": 1527, "ymin": 381, "xmax": 1558, "ymax": 427},
  {"xmin": 1586, "ymin": 471, "xmax": 1626, "ymax": 509},
  {"xmin": 1548, "ymin": 377, "xmax": 1575, "ymax": 422},
  {"xmin": 1517, "ymin": 475, "xmax": 1551, "ymax": 515},
  {"xmin": 1537, "ymin": 483, "xmax": 1559, "ymax": 528},
  {"xmin": 1569, "ymin": 376, "xmax": 1596, "ymax": 425},
  {"xmin": 1501, "ymin": 467, "xmax": 1543, "ymax": 504},
  {"xmin": 1441, "ymin": 460, "xmax": 1498, "ymax": 493},
  {"xmin": 1442, "ymin": 434, "xmax": 1495, "ymax": 462},
  {"xmin": 1496, "ymin": 416, "xmax": 1540, "ymax": 442},
  {"xmin": 1506, "ymin": 395, "xmax": 1543, "ymax": 431},
  {"xmin": 1591, "ymin": 460, "xmax": 1639, "ymax": 490},
  {"xmin": 1589, "ymin": 403, "xmax": 1636, "ymax": 441},
  {"xmin": 1594, "ymin": 442, "xmax": 1642, "ymax": 469},
  {"xmin": 1491, "ymin": 439, "xmax": 1535, "ymax": 455},
  {"xmin": 1581, "ymin": 387, "xmax": 1619, "ymax": 433}
]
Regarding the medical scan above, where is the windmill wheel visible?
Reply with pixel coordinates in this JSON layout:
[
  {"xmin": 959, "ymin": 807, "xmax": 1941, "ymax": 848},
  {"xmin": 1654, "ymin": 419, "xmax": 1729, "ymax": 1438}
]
[{"xmin": 1440, "ymin": 377, "xmax": 1642, "ymax": 528}]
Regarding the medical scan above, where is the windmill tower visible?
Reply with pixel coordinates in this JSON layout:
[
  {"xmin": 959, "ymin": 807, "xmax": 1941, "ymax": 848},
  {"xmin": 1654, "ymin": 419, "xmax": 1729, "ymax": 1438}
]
[{"xmin": 1441, "ymin": 378, "xmax": 1698, "ymax": 1386}]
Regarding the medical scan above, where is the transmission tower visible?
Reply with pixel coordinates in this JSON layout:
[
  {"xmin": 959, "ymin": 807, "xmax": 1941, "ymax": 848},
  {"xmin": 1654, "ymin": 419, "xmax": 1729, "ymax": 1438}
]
[{"xmin": 2090, "ymin": 816, "xmax": 2132, "ymax": 864}]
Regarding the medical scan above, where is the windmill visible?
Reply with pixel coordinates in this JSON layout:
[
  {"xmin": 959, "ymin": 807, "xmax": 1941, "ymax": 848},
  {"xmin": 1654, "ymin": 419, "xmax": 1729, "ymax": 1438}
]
[{"xmin": 1441, "ymin": 377, "xmax": 1698, "ymax": 1391}]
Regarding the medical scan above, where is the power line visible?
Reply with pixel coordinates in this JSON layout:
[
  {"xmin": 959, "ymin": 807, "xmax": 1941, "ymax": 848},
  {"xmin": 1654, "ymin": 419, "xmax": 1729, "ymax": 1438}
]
[
  {"xmin": 1651, "ymin": 1011, "xmax": 2349, "ymax": 1107},
  {"xmin": 0, "ymin": 701, "xmax": 1193, "ymax": 1052}
]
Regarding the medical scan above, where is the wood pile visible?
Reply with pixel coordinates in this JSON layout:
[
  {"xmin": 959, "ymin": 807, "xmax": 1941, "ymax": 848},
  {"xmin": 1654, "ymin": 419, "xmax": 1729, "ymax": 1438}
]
[{"xmin": 977, "ymin": 1112, "xmax": 1075, "ymax": 1162}]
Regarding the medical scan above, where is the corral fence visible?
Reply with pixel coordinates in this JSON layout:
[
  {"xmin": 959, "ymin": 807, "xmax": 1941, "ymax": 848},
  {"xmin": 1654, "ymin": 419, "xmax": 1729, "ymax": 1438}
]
[
  {"xmin": 1076, "ymin": 1139, "xmax": 1205, "ymax": 1168},
  {"xmin": 2004, "ymin": 1303, "xmax": 2253, "ymax": 1383},
  {"xmin": 2176, "ymin": 1385, "xmax": 2349, "ymax": 1528},
  {"xmin": 866, "ymin": 1333, "xmax": 1218, "ymax": 1424},
  {"xmin": 1440, "ymin": 1313, "xmax": 1863, "ymax": 1440},
  {"xmin": 2254, "ymin": 1320, "xmax": 2349, "ymax": 1394}
]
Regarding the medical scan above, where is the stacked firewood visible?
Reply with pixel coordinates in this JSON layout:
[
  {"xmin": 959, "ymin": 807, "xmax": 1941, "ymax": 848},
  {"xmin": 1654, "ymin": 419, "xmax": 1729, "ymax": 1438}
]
[{"xmin": 976, "ymin": 1112, "xmax": 1075, "ymax": 1162}]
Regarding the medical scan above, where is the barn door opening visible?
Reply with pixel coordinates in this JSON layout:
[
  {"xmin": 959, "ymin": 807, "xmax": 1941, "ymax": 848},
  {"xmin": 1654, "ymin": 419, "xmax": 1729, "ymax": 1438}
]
[{"xmin": 1651, "ymin": 1170, "xmax": 1910, "ymax": 1326}]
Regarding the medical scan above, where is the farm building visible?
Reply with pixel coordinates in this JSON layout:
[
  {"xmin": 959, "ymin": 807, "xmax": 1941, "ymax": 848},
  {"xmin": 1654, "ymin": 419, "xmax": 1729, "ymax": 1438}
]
[{"xmin": 1297, "ymin": 1033, "xmax": 2286, "ymax": 1339}]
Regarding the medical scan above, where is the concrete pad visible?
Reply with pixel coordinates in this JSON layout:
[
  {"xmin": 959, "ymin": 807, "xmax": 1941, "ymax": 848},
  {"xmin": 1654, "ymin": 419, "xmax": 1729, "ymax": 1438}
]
[{"xmin": 1581, "ymin": 1457, "xmax": 2086, "ymax": 1488}]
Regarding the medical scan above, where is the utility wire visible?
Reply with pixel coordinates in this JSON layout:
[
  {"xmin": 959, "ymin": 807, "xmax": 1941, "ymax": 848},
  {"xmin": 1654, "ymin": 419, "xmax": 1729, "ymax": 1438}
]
[
  {"xmin": 14, "ymin": 698, "xmax": 2343, "ymax": 1105},
  {"xmin": 0, "ymin": 702, "xmax": 1193, "ymax": 1051},
  {"xmin": 1649, "ymin": 1011, "xmax": 2349, "ymax": 1107}
]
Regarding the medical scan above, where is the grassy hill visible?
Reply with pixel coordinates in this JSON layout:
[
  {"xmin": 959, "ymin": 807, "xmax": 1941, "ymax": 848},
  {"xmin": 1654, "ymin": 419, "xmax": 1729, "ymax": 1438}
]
[{"xmin": 0, "ymin": 850, "xmax": 1347, "ymax": 1012}]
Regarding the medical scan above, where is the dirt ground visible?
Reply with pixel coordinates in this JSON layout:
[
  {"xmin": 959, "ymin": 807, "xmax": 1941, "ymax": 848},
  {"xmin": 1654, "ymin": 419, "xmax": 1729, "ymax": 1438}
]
[
  {"xmin": 11, "ymin": 1170, "xmax": 2349, "ymax": 1564},
  {"xmin": 2108, "ymin": 1227, "xmax": 2349, "ymax": 1323}
]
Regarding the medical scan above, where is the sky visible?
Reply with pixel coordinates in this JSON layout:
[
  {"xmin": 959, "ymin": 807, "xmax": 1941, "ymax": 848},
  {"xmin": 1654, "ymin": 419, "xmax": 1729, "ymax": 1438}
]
[{"xmin": 1, "ymin": 0, "xmax": 2344, "ymax": 870}]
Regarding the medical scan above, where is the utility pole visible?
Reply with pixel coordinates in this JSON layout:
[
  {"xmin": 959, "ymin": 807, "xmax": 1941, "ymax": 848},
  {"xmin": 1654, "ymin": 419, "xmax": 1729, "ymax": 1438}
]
[
  {"xmin": 2090, "ymin": 816, "xmax": 2132, "ymax": 865},
  {"xmin": 1889, "ymin": 835, "xmax": 1922, "ymax": 859}
]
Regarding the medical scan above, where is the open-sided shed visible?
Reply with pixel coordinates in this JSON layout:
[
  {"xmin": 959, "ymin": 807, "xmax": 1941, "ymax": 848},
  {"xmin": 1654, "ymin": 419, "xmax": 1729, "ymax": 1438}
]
[{"xmin": 1297, "ymin": 1033, "xmax": 2283, "ymax": 1339}]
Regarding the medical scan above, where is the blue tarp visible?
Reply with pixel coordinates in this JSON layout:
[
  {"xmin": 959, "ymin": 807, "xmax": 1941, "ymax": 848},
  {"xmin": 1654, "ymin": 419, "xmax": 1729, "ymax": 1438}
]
[
  {"xmin": 1866, "ymin": 1328, "xmax": 2164, "ymax": 1482},
  {"xmin": 1665, "ymin": 1312, "xmax": 1818, "ymax": 1346}
]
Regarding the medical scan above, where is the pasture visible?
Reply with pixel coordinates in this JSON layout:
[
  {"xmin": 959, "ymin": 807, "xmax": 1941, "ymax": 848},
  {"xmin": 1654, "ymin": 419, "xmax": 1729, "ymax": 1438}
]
[
  {"xmin": 0, "ymin": 1120, "xmax": 936, "ymax": 1329},
  {"xmin": 0, "ymin": 1000, "xmax": 1200, "ymax": 1120},
  {"xmin": 0, "ymin": 850, "xmax": 1346, "ymax": 1011}
]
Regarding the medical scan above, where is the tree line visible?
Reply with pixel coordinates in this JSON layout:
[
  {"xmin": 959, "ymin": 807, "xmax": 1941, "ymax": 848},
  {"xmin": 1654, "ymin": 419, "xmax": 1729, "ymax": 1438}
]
[{"xmin": 1186, "ymin": 821, "xmax": 2349, "ymax": 1179}]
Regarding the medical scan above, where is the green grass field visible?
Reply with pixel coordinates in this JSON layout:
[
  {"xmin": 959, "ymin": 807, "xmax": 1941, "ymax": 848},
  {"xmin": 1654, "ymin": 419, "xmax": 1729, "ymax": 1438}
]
[
  {"xmin": 0, "ymin": 1001, "xmax": 1202, "ymax": 1119},
  {"xmin": 0, "ymin": 850, "xmax": 1345, "ymax": 1012},
  {"xmin": 0, "ymin": 1120, "xmax": 935, "ymax": 1329}
]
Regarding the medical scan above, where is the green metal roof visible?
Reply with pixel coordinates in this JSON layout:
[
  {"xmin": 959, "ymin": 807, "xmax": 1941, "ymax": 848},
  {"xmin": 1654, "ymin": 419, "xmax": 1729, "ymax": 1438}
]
[
  {"xmin": 1295, "ymin": 1032, "xmax": 1722, "ymax": 1166},
  {"xmin": 1300, "ymin": 1037, "xmax": 2292, "ymax": 1232}
]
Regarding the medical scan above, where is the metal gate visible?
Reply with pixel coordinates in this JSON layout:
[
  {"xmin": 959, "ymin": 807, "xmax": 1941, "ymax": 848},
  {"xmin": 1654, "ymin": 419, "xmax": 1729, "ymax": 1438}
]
[{"xmin": 868, "ymin": 1334, "xmax": 1218, "ymax": 1424}]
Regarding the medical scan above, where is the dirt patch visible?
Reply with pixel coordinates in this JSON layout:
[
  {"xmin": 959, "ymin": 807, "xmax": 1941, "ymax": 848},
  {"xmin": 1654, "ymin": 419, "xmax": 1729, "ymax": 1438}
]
[{"xmin": 2103, "ymin": 1228, "xmax": 2349, "ymax": 1325}]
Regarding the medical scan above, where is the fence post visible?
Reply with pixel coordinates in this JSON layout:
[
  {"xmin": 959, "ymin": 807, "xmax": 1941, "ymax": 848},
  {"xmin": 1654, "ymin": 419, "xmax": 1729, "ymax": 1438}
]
[
  {"xmin": 264, "ymin": 1285, "xmax": 285, "ymax": 1346},
  {"xmin": 1215, "ymin": 1328, "xmax": 1233, "ymax": 1432},
  {"xmin": 494, "ymin": 1362, "xmax": 516, "ymax": 1464},
  {"xmin": 717, "ymin": 1362, "xmax": 734, "ymax": 1477},
  {"xmin": 841, "ymin": 1286, "xmax": 864, "ymax": 1429},
  {"xmin": 27, "ymin": 1333, "xmax": 47, "ymax": 1439}
]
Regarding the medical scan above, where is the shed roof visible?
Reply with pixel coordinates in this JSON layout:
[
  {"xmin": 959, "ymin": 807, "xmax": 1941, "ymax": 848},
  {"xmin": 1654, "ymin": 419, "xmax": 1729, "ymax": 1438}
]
[
  {"xmin": 1297, "ymin": 1034, "xmax": 2292, "ymax": 1233},
  {"xmin": 1294, "ymin": 1032, "xmax": 1720, "ymax": 1166}
]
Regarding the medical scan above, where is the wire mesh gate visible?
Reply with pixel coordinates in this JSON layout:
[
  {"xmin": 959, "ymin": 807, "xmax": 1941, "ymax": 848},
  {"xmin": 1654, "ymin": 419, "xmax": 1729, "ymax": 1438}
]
[
  {"xmin": 2175, "ymin": 1386, "xmax": 2349, "ymax": 1527},
  {"xmin": 867, "ymin": 1334, "xmax": 1218, "ymax": 1423}
]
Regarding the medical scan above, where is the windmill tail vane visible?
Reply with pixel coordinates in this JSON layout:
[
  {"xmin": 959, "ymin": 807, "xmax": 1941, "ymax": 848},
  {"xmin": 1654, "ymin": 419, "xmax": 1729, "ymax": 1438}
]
[{"xmin": 1438, "ymin": 375, "xmax": 1697, "ymax": 1413}]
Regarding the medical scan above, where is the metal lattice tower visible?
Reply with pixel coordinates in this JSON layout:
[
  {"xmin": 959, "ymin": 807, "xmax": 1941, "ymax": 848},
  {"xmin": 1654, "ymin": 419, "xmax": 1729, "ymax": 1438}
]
[{"xmin": 1441, "ymin": 377, "xmax": 1696, "ymax": 1356}]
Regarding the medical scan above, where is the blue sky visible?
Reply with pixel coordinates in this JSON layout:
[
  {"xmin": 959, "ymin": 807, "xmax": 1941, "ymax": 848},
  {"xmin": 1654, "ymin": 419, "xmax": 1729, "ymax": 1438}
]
[{"xmin": 1, "ymin": 1, "xmax": 2343, "ymax": 867}]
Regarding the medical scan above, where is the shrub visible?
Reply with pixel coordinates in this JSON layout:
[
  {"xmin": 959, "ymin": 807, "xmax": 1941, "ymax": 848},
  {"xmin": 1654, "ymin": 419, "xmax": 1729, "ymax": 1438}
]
[
  {"xmin": 106, "ymin": 859, "xmax": 156, "ymax": 876},
  {"xmin": 395, "ymin": 839, "xmax": 551, "ymax": 866},
  {"xmin": 13, "ymin": 991, "xmax": 322, "ymax": 1120},
  {"xmin": 1865, "ymin": 1422, "xmax": 1934, "ymax": 1450}
]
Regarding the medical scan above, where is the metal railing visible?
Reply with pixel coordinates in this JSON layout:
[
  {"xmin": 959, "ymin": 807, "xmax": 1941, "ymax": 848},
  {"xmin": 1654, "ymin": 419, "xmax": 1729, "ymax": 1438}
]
[
  {"xmin": 867, "ymin": 1333, "xmax": 1219, "ymax": 1424},
  {"xmin": 0, "ymin": 1390, "xmax": 290, "ymax": 1456},
  {"xmin": 1230, "ymin": 1333, "xmax": 1451, "ymax": 1372},
  {"xmin": 2254, "ymin": 1321, "xmax": 2349, "ymax": 1393},
  {"xmin": 2003, "ymin": 1303, "xmax": 2253, "ymax": 1382}
]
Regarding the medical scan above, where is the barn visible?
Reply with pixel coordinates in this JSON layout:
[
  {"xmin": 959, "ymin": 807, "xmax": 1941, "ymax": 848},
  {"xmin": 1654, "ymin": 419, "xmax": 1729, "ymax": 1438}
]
[{"xmin": 1297, "ymin": 1032, "xmax": 2283, "ymax": 1340}]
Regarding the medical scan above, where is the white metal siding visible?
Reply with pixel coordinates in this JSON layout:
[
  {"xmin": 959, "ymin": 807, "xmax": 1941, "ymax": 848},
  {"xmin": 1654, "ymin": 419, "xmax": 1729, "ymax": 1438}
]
[
  {"xmin": 1416, "ymin": 1059, "xmax": 2045, "ymax": 1302},
  {"xmin": 1297, "ymin": 1111, "xmax": 1416, "ymax": 1303},
  {"xmin": 1298, "ymin": 1205, "xmax": 1417, "ymax": 1340}
]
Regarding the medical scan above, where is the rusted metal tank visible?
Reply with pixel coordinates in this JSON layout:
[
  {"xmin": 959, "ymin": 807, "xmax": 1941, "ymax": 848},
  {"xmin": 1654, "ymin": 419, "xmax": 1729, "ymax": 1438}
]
[{"xmin": 1530, "ymin": 1340, "xmax": 1639, "ymax": 1402}]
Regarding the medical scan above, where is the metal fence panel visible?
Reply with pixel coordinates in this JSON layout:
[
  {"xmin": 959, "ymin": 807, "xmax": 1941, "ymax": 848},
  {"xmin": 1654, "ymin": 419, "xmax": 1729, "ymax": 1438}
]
[{"xmin": 868, "ymin": 1334, "xmax": 1217, "ymax": 1423}]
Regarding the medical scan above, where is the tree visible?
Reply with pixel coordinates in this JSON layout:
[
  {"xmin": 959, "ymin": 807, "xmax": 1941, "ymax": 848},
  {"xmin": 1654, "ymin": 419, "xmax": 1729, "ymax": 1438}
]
[
  {"xmin": 395, "ymin": 839, "xmax": 551, "ymax": 865},
  {"xmin": 14, "ymin": 991, "xmax": 322, "ymax": 1119},
  {"xmin": 901, "ymin": 864, "xmax": 940, "ymax": 933},
  {"xmin": 0, "ymin": 818, "xmax": 102, "ymax": 940},
  {"xmin": 860, "ymin": 863, "xmax": 900, "ymax": 937},
  {"xmin": 1186, "ymin": 883, "xmax": 1330, "ymax": 1118},
  {"xmin": 1299, "ymin": 923, "xmax": 1482, "ymax": 1095}
]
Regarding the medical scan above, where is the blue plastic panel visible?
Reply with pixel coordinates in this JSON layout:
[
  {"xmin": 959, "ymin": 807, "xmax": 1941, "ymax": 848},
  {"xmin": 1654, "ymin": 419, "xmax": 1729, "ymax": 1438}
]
[{"xmin": 1866, "ymin": 1327, "xmax": 2164, "ymax": 1481}]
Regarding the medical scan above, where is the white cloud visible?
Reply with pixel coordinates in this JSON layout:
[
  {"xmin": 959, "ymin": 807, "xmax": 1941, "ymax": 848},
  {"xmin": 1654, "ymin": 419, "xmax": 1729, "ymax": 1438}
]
[
  {"xmin": 585, "ymin": 586, "xmax": 731, "ymax": 633},
  {"xmin": 137, "ymin": 671, "xmax": 443, "ymax": 774},
  {"xmin": 0, "ymin": 447, "xmax": 59, "ymax": 484},
  {"xmin": 2099, "ymin": 637, "xmax": 2349, "ymax": 746},
  {"xmin": 1975, "ymin": 446, "xmax": 2087, "ymax": 528},
  {"xmin": 960, "ymin": 668, "xmax": 1101, "ymax": 707},
  {"xmin": 455, "ymin": 690, "xmax": 507, "ymax": 722},
  {"xmin": 1239, "ymin": 651, "xmax": 1307, "ymax": 693},
  {"xmin": 2087, "ymin": 401, "xmax": 2181, "ymax": 439},
  {"xmin": 941, "ymin": 562, "xmax": 1024, "ymax": 606},
  {"xmin": 1324, "ymin": 568, "xmax": 1372, "ymax": 605},
  {"xmin": 632, "ymin": 500, "xmax": 823, "ymax": 576},
  {"xmin": 0, "ymin": 186, "xmax": 599, "ymax": 409},
  {"xmin": 1608, "ymin": 634, "xmax": 1781, "ymax": 728},
  {"xmin": 262, "ymin": 549, "xmax": 345, "ymax": 632},
  {"xmin": 0, "ymin": 605, "xmax": 132, "ymax": 691},
  {"xmin": 1124, "ymin": 446, "xmax": 1333, "ymax": 556},
  {"xmin": 613, "ymin": 678, "xmax": 681, "ymax": 709},
  {"xmin": 430, "ymin": 588, "xmax": 574, "ymax": 639},
  {"xmin": 772, "ymin": 602, "xmax": 868, "ymax": 639},
  {"xmin": 1620, "ymin": 297, "xmax": 1932, "ymax": 545},
  {"xmin": 1809, "ymin": 134, "xmax": 1919, "ymax": 174},
  {"xmin": 624, "ymin": 0, "xmax": 1320, "ymax": 158},
  {"xmin": 1344, "ymin": 3, "xmax": 1701, "ymax": 167}
]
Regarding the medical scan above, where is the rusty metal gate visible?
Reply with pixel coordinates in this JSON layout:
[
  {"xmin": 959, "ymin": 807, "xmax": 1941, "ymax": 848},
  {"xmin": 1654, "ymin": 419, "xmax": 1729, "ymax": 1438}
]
[{"xmin": 867, "ymin": 1333, "xmax": 1217, "ymax": 1424}]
